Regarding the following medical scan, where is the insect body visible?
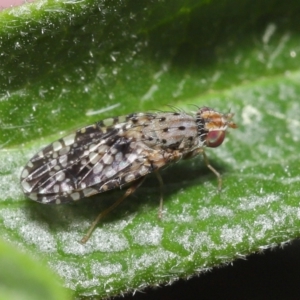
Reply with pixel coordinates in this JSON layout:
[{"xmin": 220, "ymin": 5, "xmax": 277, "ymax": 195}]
[{"xmin": 20, "ymin": 107, "xmax": 236, "ymax": 243}]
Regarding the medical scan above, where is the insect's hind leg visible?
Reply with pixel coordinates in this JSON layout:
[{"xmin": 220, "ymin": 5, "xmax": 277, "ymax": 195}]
[
  {"xmin": 80, "ymin": 177, "xmax": 146, "ymax": 244},
  {"xmin": 185, "ymin": 148, "xmax": 222, "ymax": 191}
]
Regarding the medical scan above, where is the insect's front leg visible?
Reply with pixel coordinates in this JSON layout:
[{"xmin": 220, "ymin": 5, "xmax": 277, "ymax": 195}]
[
  {"xmin": 200, "ymin": 149, "xmax": 222, "ymax": 191},
  {"xmin": 185, "ymin": 148, "xmax": 222, "ymax": 191}
]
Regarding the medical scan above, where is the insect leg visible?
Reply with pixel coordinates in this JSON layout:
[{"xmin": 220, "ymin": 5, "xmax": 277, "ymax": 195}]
[
  {"xmin": 154, "ymin": 171, "xmax": 164, "ymax": 219},
  {"xmin": 80, "ymin": 176, "xmax": 146, "ymax": 244},
  {"xmin": 200, "ymin": 149, "xmax": 222, "ymax": 191}
]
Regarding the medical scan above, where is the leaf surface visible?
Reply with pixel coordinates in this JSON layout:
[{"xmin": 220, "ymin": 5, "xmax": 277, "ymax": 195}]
[{"xmin": 0, "ymin": 0, "xmax": 300, "ymax": 298}]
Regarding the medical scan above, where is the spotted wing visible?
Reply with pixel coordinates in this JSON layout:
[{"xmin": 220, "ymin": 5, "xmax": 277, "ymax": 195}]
[{"xmin": 20, "ymin": 119, "xmax": 154, "ymax": 204}]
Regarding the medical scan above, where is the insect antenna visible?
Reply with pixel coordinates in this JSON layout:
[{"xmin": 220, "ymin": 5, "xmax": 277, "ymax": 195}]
[
  {"xmin": 165, "ymin": 104, "xmax": 185, "ymax": 113},
  {"xmin": 188, "ymin": 103, "xmax": 200, "ymax": 110}
]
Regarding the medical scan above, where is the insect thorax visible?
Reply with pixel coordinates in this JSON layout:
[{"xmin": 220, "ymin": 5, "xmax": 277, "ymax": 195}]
[{"xmin": 140, "ymin": 112, "xmax": 200, "ymax": 152}]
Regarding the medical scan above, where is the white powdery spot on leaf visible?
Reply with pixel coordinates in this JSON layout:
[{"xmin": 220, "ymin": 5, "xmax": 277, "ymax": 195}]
[
  {"xmin": 0, "ymin": 207, "xmax": 57, "ymax": 252},
  {"xmin": 80, "ymin": 278, "xmax": 101, "ymax": 290},
  {"xmin": 197, "ymin": 206, "xmax": 234, "ymax": 220},
  {"xmin": 0, "ymin": 208, "xmax": 27, "ymax": 230},
  {"xmin": 292, "ymin": 207, "xmax": 300, "ymax": 219},
  {"xmin": 176, "ymin": 230, "xmax": 214, "ymax": 252},
  {"xmin": 106, "ymin": 215, "xmax": 136, "ymax": 231},
  {"xmin": 241, "ymin": 104, "xmax": 262, "ymax": 126},
  {"xmin": 0, "ymin": 148, "xmax": 25, "ymax": 173},
  {"xmin": 251, "ymin": 214, "xmax": 278, "ymax": 240},
  {"xmin": 57, "ymin": 231, "xmax": 97, "ymax": 255},
  {"xmin": 237, "ymin": 193, "xmax": 281, "ymax": 211},
  {"xmin": 129, "ymin": 249, "xmax": 177, "ymax": 273},
  {"xmin": 176, "ymin": 203, "xmax": 195, "ymax": 223},
  {"xmin": 280, "ymin": 176, "xmax": 300, "ymax": 186},
  {"xmin": 251, "ymin": 206, "xmax": 297, "ymax": 240},
  {"xmin": 0, "ymin": 174, "xmax": 23, "ymax": 201},
  {"xmin": 90, "ymin": 260, "xmax": 123, "ymax": 277},
  {"xmin": 49, "ymin": 261, "xmax": 86, "ymax": 290},
  {"xmin": 130, "ymin": 223, "xmax": 164, "ymax": 246},
  {"xmin": 0, "ymin": 150, "xmax": 26, "ymax": 201},
  {"xmin": 286, "ymin": 102, "xmax": 300, "ymax": 142},
  {"xmin": 272, "ymin": 211, "xmax": 291, "ymax": 226},
  {"xmin": 164, "ymin": 202, "xmax": 196, "ymax": 223},
  {"xmin": 20, "ymin": 223, "xmax": 57, "ymax": 253},
  {"xmin": 59, "ymin": 229, "xmax": 129, "ymax": 254},
  {"xmin": 91, "ymin": 230, "xmax": 130, "ymax": 252},
  {"xmin": 220, "ymin": 225, "xmax": 245, "ymax": 246}
]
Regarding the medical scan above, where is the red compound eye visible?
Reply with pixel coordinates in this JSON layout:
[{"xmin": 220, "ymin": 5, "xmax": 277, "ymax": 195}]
[{"xmin": 206, "ymin": 130, "xmax": 226, "ymax": 148}]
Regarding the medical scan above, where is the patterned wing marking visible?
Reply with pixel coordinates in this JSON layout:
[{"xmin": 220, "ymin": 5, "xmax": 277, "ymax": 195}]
[
  {"xmin": 20, "ymin": 116, "xmax": 161, "ymax": 204},
  {"xmin": 21, "ymin": 122, "xmax": 123, "ymax": 202},
  {"xmin": 78, "ymin": 136, "xmax": 155, "ymax": 185}
]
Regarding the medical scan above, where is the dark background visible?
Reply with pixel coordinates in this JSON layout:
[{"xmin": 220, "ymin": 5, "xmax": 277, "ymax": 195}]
[{"xmin": 117, "ymin": 239, "xmax": 300, "ymax": 300}]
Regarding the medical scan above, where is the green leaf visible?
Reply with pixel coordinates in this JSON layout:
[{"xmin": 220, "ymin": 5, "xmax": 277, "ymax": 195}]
[
  {"xmin": 0, "ymin": 238, "xmax": 71, "ymax": 300},
  {"xmin": 1, "ymin": 0, "xmax": 300, "ymax": 298}
]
